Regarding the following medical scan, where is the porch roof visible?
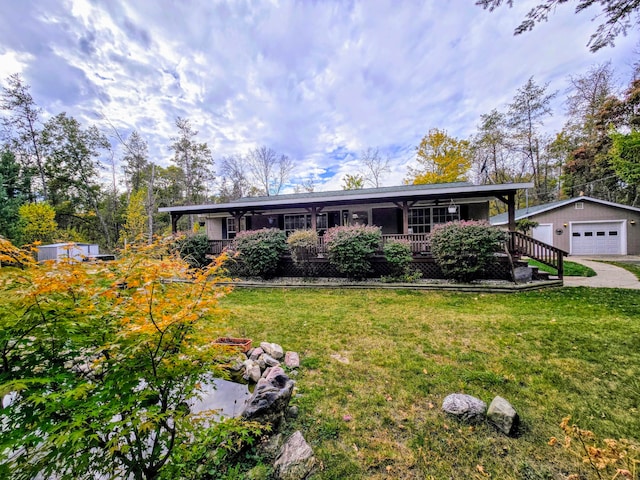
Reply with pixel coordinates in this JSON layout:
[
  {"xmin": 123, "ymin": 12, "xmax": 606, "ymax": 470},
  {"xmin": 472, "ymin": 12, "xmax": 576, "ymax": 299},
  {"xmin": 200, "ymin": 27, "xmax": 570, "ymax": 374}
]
[{"xmin": 159, "ymin": 181, "xmax": 533, "ymax": 216}]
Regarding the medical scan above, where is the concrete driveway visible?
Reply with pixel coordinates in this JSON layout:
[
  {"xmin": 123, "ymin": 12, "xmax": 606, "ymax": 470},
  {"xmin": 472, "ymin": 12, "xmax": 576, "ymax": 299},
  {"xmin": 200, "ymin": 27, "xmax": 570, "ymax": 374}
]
[{"xmin": 563, "ymin": 256, "xmax": 640, "ymax": 289}]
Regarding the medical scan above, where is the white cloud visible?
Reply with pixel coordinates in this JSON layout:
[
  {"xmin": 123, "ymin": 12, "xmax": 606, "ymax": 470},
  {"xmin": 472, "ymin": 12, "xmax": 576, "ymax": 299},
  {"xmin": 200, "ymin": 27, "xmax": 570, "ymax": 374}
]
[{"xmin": 1, "ymin": 0, "xmax": 638, "ymax": 193}]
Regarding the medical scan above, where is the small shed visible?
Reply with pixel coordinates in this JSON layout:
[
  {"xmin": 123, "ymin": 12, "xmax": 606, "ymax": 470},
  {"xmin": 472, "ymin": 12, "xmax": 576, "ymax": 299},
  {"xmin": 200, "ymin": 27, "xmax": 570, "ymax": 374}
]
[
  {"xmin": 491, "ymin": 196, "xmax": 640, "ymax": 255},
  {"xmin": 37, "ymin": 243, "xmax": 100, "ymax": 262}
]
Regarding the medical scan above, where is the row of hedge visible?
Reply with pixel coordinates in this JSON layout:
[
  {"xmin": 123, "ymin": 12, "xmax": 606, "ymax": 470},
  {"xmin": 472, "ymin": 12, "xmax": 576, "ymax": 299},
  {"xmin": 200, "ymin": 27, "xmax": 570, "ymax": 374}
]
[{"xmin": 211, "ymin": 221, "xmax": 507, "ymax": 283}]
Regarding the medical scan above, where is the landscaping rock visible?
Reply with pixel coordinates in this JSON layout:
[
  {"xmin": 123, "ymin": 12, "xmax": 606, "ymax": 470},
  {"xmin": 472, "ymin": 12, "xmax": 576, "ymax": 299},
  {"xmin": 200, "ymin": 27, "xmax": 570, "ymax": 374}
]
[
  {"xmin": 287, "ymin": 405, "xmax": 299, "ymax": 419},
  {"xmin": 242, "ymin": 366, "xmax": 295, "ymax": 428},
  {"xmin": 261, "ymin": 353, "xmax": 281, "ymax": 367},
  {"xmin": 442, "ymin": 393, "xmax": 487, "ymax": 424},
  {"xmin": 249, "ymin": 347, "xmax": 264, "ymax": 361},
  {"xmin": 242, "ymin": 359, "xmax": 262, "ymax": 383},
  {"xmin": 513, "ymin": 266, "xmax": 533, "ymax": 284},
  {"xmin": 273, "ymin": 431, "xmax": 317, "ymax": 480},
  {"xmin": 487, "ymin": 396, "xmax": 519, "ymax": 436},
  {"xmin": 261, "ymin": 342, "xmax": 284, "ymax": 360},
  {"xmin": 285, "ymin": 351, "xmax": 300, "ymax": 368}
]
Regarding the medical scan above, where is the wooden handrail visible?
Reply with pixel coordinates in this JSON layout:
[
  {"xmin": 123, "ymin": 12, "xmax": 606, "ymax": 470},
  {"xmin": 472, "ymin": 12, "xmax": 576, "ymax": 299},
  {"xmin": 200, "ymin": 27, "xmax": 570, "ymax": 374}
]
[{"xmin": 508, "ymin": 231, "xmax": 567, "ymax": 279}]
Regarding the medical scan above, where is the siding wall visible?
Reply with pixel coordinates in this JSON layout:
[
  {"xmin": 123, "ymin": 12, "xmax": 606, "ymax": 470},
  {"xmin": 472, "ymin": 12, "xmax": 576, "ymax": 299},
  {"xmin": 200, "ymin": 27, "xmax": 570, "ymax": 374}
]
[{"xmin": 529, "ymin": 200, "xmax": 640, "ymax": 255}]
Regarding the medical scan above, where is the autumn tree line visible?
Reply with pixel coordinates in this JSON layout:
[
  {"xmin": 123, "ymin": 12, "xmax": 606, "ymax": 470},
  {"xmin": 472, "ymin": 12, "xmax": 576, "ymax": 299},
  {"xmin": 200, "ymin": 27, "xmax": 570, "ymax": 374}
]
[{"xmin": 2, "ymin": 62, "xmax": 639, "ymax": 251}]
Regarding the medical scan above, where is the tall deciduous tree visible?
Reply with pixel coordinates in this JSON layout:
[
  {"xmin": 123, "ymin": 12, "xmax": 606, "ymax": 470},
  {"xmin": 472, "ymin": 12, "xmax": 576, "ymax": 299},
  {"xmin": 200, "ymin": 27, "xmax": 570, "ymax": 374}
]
[
  {"xmin": 245, "ymin": 146, "xmax": 293, "ymax": 196},
  {"xmin": 120, "ymin": 188, "xmax": 149, "ymax": 246},
  {"xmin": 471, "ymin": 109, "xmax": 516, "ymax": 184},
  {"xmin": 560, "ymin": 64, "xmax": 622, "ymax": 201},
  {"xmin": 476, "ymin": 0, "xmax": 640, "ymax": 52},
  {"xmin": 0, "ymin": 74, "xmax": 45, "ymax": 200},
  {"xmin": 406, "ymin": 129, "xmax": 471, "ymax": 184},
  {"xmin": 169, "ymin": 117, "xmax": 214, "ymax": 209},
  {"xmin": 122, "ymin": 130, "xmax": 150, "ymax": 193},
  {"xmin": 508, "ymin": 77, "xmax": 557, "ymax": 201},
  {"xmin": 41, "ymin": 113, "xmax": 113, "ymax": 246},
  {"xmin": 611, "ymin": 131, "xmax": 640, "ymax": 205},
  {"xmin": 18, "ymin": 201, "xmax": 57, "ymax": 244},
  {"xmin": 218, "ymin": 154, "xmax": 251, "ymax": 201},
  {"xmin": 359, "ymin": 147, "xmax": 390, "ymax": 188}
]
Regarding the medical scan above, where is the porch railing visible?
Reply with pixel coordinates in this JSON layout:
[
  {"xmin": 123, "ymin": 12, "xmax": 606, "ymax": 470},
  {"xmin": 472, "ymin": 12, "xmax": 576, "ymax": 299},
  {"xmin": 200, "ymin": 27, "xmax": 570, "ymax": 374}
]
[
  {"xmin": 508, "ymin": 231, "xmax": 566, "ymax": 279},
  {"xmin": 380, "ymin": 234, "xmax": 430, "ymax": 254},
  {"xmin": 209, "ymin": 231, "xmax": 565, "ymax": 279},
  {"xmin": 209, "ymin": 235, "xmax": 430, "ymax": 256},
  {"xmin": 208, "ymin": 239, "xmax": 234, "ymax": 255}
]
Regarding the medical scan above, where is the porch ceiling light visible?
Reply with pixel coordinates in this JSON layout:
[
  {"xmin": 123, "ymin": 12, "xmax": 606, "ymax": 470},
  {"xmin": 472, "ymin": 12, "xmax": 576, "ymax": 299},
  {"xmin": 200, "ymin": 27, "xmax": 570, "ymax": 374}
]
[{"xmin": 447, "ymin": 199, "xmax": 458, "ymax": 214}]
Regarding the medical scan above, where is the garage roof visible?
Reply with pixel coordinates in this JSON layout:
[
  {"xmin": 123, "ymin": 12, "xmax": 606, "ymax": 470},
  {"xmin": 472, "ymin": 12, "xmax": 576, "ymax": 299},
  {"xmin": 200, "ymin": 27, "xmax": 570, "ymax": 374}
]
[{"xmin": 491, "ymin": 196, "xmax": 640, "ymax": 225}]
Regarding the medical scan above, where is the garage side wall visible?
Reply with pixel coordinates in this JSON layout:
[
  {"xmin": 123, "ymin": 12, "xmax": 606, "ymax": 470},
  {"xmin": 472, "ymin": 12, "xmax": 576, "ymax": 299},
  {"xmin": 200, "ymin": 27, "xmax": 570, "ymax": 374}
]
[{"xmin": 529, "ymin": 201, "xmax": 640, "ymax": 255}]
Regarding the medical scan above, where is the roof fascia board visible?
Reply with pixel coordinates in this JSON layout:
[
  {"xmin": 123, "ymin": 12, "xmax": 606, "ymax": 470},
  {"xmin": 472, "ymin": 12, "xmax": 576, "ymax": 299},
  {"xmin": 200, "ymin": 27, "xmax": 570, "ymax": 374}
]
[{"xmin": 159, "ymin": 183, "xmax": 533, "ymax": 214}]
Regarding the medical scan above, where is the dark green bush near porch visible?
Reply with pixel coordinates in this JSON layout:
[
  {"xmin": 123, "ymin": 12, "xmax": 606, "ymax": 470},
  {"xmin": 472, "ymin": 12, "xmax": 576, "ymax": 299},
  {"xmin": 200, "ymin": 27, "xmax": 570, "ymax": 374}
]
[
  {"xmin": 430, "ymin": 220, "xmax": 507, "ymax": 282},
  {"xmin": 230, "ymin": 228, "xmax": 287, "ymax": 279},
  {"xmin": 325, "ymin": 225, "xmax": 382, "ymax": 279},
  {"xmin": 174, "ymin": 233, "xmax": 211, "ymax": 268},
  {"xmin": 383, "ymin": 239, "xmax": 420, "ymax": 281}
]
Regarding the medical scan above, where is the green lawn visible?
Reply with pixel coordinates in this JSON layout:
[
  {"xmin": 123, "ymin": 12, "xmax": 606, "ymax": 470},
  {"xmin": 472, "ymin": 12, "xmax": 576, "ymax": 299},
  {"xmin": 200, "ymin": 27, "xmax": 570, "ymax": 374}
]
[
  {"xmin": 219, "ymin": 287, "xmax": 640, "ymax": 479},
  {"xmin": 527, "ymin": 259, "xmax": 597, "ymax": 277}
]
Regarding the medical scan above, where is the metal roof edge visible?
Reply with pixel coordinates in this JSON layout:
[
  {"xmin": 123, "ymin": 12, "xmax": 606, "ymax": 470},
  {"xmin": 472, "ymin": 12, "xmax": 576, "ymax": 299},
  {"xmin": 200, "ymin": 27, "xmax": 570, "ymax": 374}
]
[{"xmin": 159, "ymin": 182, "xmax": 534, "ymax": 214}]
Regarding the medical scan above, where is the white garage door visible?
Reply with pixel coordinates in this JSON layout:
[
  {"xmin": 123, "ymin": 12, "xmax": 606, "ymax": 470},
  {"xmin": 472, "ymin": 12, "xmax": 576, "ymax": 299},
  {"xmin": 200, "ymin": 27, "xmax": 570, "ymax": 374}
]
[{"xmin": 571, "ymin": 222, "xmax": 623, "ymax": 255}]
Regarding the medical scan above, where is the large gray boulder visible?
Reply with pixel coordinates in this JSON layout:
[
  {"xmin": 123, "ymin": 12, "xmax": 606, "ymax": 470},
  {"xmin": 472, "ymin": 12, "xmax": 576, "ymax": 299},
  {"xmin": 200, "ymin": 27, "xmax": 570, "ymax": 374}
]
[
  {"xmin": 273, "ymin": 431, "xmax": 317, "ymax": 480},
  {"xmin": 241, "ymin": 366, "xmax": 294, "ymax": 428},
  {"xmin": 442, "ymin": 393, "xmax": 487, "ymax": 424},
  {"xmin": 487, "ymin": 396, "xmax": 519, "ymax": 436},
  {"xmin": 261, "ymin": 342, "xmax": 284, "ymax": 360}
]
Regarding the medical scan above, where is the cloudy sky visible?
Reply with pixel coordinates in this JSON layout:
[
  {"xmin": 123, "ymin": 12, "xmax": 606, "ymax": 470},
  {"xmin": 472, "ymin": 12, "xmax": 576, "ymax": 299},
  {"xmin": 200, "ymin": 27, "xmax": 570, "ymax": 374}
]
[{"xmin": 0, "ymin": 0, "xmax": 638, "ymax": 192}]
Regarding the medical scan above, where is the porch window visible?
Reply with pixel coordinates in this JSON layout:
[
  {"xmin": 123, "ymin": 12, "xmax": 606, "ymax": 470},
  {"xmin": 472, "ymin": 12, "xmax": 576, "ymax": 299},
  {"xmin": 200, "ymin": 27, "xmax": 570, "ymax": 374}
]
[
  {"xmin": 408, "ymin": 206, "xmax": 460, "ymax": 234},
  {"xmin": 432, "ymin": 207, "xmax": 459, "ymax": 225},
  {"xmin": 284, "ymin": 213, "xmax": 327, "ymax": 235},
  {"xmin": 226, "ymin": 217, "xmax": 237, "ymax": 239},
  {"xmin": 409, "ymin": 208, "xmax": 431, "ymax": 234}
]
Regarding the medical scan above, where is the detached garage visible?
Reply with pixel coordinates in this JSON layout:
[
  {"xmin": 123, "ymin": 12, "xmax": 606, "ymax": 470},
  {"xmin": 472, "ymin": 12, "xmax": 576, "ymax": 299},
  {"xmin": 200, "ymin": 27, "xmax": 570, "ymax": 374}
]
[{"xmin": 491, "ymin": 196, "xmax": 640, "ymax": 256}]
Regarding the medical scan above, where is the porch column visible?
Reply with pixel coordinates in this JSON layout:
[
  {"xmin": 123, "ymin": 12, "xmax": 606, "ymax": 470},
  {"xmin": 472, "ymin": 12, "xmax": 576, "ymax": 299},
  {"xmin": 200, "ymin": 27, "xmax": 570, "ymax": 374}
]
[
  {"xmin": 507, "ymin": 192, "xmax": 516, "ymax": 232},
  {"xmin": 310, "ymin": 206, "xmax": 317, "ymax": 231},
  {"xmin": 171, "ymin": 213, "xmax": 183, "ymax": 234},
  {"xmin": 402, "ymin": 201, "xmax": 409, "ymax": 234},
  {"xmin": 233, "ymin": 211, "xmax": 245, "ymax": 232}
]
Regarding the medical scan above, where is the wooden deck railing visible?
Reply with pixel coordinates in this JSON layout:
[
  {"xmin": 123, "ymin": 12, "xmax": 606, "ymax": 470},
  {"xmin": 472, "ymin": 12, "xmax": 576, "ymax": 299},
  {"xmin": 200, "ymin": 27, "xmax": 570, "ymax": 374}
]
[
  {"xmin": 381, "ymin": 234, "xmax": 430, "ymax": 253},
  {"xmin": 508, "ymin": 231, "xmax": 566, "ymax": 279},
  {"xmin": 209, "ymin": 231, "xmax": 565, "ymax": 279},
  {"xmin": 208, "ymin": 239, "xmax": 234, "ymax": 255}
]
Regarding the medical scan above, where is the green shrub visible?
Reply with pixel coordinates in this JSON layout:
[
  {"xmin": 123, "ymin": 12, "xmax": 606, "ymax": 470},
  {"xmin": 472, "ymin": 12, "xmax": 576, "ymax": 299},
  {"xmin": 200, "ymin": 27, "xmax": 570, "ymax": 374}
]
[
  {"xmin": 429, "ymin": 220, "xmax": 507, "ymax": 282},
  {"xmin": 287, "ymin": 229, "xmax": 318, "ymax": 277},
  {"xmin": 175, "ymin": 233, "xmax": 211, "ymax": 268},
  {"xmin": 231, "ymin": 228, "xmax": 287, "ymax": 279},
  {"xmin": 516, "ymin": 218, "xmax": 539, "ymax": 235},
  {"xmin": 382, "ymin": 239, "xmax": 422, "ymax": 282},
  {"xmin": 325, "ymin": 225, "xmax": 381, "ymax": 279}
]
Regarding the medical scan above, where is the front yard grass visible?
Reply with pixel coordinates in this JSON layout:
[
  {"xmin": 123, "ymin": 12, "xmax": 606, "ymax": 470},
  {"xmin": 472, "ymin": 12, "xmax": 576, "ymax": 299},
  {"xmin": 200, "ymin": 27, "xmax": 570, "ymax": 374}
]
[
  {"xmin": 527, "ymin": 258, "xmax": 597, "ymax": 277},
  {"xmin": 220, "ymin": 287, "xmax": 640, "ymax": 479}
]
